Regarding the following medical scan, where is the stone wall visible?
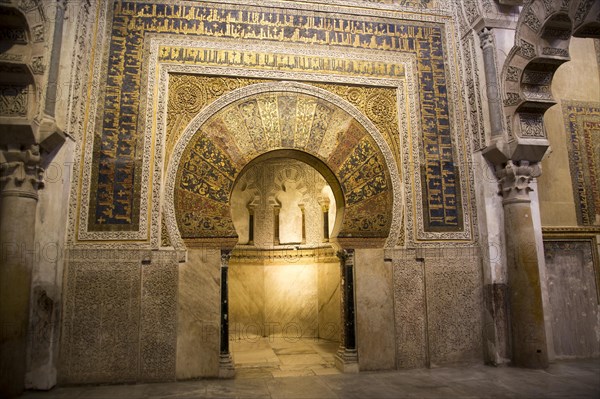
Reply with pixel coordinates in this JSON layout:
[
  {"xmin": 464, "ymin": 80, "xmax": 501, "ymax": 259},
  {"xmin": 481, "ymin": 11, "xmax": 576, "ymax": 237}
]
[
  {"xmin": 228, "ymin": 254, "xmax": 341, "ymax": 342},
  {"xmin": 355, "ymin": 248, "xmax": 396, "ymax": 371},
  {"xmin": 176, "ymin": 249, "xmax": 221, "ymax": 379},
  {"xmin": 539, "ymin": 38, "xmax": 600, "ymax": 226}
]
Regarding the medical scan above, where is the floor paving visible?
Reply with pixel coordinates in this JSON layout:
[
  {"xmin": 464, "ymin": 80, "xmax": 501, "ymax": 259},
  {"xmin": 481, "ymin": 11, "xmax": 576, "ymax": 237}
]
[{"xmin": 21, "ymin": 351, "xmax": 600, "ymax": 399}]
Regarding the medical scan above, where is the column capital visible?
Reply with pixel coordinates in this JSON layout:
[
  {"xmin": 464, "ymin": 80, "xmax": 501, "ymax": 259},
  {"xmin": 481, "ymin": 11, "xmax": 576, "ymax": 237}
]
[
  {"xmin": 336, "ymin": 248, "xmax": 354, "ymax": 264},
  {"xmin": 479, "ymin": 27, "xmax": 494, "ymax": 50},
  {"xmin": 317, "ymin": 195, "xmax": 330, "ymax": 212},
  {"xmin": 496, "ymin": 160, "xmax": 540, "ymax": 205},
  {"xmin": 0, "ymin": 145, "xmax": 44, "ymax": 199},
  {"xmin": 220, "ymin": 249, "xmax": 231, "ymax": 267}
]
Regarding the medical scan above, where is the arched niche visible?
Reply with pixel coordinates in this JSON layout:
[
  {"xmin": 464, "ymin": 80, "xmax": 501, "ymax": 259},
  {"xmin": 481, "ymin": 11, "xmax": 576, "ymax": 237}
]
[
  {"xmin": 230, "ymin": 150, "xmax": 344, "ymax": 246},
  {"xmin": 163, "ymin": 81, "xmax": 400, "ymax": 250}
]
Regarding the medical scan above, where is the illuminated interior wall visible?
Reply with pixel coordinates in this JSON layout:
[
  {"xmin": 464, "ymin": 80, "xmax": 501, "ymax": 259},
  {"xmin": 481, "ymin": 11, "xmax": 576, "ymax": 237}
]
[
  {"xmin": 229, "ymin": 260, "xmax": 340, "ymax": 341},
  {"xmin": 229, "ymin": 158, "xmax": 341, "ymax": 342}
]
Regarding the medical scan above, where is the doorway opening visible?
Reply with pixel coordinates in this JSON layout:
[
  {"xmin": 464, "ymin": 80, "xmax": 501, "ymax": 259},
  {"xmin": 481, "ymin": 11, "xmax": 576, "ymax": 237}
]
[{"xmin": 228, "ymin": 152, "xmax": 342, "ymax": 378}]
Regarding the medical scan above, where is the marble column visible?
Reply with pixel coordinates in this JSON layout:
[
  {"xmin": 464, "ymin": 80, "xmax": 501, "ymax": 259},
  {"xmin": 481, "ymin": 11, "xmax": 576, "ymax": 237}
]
[
  {"xmin": 334, "ymin": 249, "xmax": 359, "ymax": 373},
  {"xmin": 0, "ymin": 146, "xmax": 44, "ymax": 397},
  {"xmin": 218, "ymin": 250, "xmax": 235, "ymax": 378},
  {"xmin": 496, "ymin": 161, "xmax": 549, "ymax": 369}
]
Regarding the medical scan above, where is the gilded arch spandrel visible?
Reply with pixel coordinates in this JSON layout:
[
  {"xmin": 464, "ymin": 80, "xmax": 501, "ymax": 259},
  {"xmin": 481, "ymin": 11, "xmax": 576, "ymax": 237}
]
[
  {"xmin": 163, "ymin": 81, "xmax": 403, "ymax": 250},
  {"xmin": 164, "ymin": 75, "xmax": 402, "ymax": 175}
]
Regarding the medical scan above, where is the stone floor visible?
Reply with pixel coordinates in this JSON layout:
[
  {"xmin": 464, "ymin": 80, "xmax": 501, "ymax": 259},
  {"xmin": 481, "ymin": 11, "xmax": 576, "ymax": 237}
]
[
  {"xmin": 22, "ymin": 357, "xmax": 600, "ymax": 399},
  {"xmin": 230, "ymin": 336, "xmax": 340, "ymax": 378}
]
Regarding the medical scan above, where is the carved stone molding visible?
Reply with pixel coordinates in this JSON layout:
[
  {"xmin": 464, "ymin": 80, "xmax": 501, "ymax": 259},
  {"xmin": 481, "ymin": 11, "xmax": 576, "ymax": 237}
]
[
  {"xmin": 496, "ymin": 160, "xmax": 540, "ymax": 204},
  {"xmin": 0, "ymin": 145, "xmax": 43, "ymax": 199},
  {"xmin": 479, "ymin": 28, "xmax": 504, "ymax": 138}
]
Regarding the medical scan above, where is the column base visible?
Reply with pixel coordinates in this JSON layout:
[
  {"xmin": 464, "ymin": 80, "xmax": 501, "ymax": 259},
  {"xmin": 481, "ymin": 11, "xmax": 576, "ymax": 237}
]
[
  {"xmin": 334, "ymin": 347, "xmax": 359, "ymax": 373},
  {"xmin": 218, "ymin": 353, "xmax": 236, "ymax": 378}
]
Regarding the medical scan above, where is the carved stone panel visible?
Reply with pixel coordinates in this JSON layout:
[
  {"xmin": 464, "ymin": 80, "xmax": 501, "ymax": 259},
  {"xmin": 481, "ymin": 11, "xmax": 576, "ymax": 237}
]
[
  {"xmin": 60, "ymin": 256, "xmax": 140, "ymax": 384},
  {"xmin": 0, "ymin": 85, "xmax": 28, "ymax": 116},
  {"xmin": 392, "ymin": 255, "xmax": 427, "ymax": 368},
  {"xmin": 424, "ymin": 249, "xmax": 483, "ymax": 366},
  {"xmin": 140, "ymin": 259, "xmax": 178, "ymax": 382}
]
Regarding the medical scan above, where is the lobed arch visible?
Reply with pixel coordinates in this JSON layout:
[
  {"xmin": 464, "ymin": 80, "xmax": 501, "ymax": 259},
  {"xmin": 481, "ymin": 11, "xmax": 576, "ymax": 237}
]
[
  {"xmin": 163, "ymin": 81, "xmax": 402, "ymax": 250},
  {"xmin": 500, "ymin": 0, "xmax": 600, "ymax": 161}
]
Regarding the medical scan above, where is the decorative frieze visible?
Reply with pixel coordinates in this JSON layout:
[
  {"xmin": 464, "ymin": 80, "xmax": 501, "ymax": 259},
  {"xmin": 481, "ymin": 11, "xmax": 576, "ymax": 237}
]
[
  {"xmin": 524, "ymin": 8, "xmax": 541, "ymax": 32},
  {"xmin": 0, "ymin": 53, "xmax": 23, "ymax": 62},
  {"xmin": 506, "ymin": 66, "xmax": 521, "ymax": 82},
  {"xmin": 541, "ymin": 47, "xmax": 569, "ymax": 57},
  {"xmin": 575, "ymin": 0, "xmax": 595, "ymax": 25},
  {"xmin": 31, "ymin": 56, "xmax": 45, "ymax": 74},
  {"xmin": 31, "ymin": 24, "xmax": 44, "ymax": 42},
  {"xmin": 504, "ymin": 92, "xmax": 520, "ymax": 106},
  {"xmin": 519, "ymin": 40, "xmax": 536, "ymax": 59},
  {"xmin": 522, "ymin": 70, "xmax": 553, "ymax": 85},
  {"xmin": 519, "ymin": 113, "xmax": 545, "ymax": 138},
  {"xmin": 0, "ymin": 27, "xmax": 27, "ymax": 43},
  {"xmin": 0, "ymin": 85, "xmax": 28, "ymax": 116},
  {"xmin": 17, "ymin": 0, "xmax": 38, "ymax": 12}
]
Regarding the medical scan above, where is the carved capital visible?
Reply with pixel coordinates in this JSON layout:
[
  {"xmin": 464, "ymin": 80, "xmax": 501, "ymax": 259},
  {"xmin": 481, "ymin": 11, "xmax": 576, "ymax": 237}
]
[
  {"xmin": 317, "ymin": 195, "xmax": 330, "ymax": 212},
  {"xmin": 496, "ymin": 160, "xmax": 540, "ymax": 204},
  {"xmin": 336, "ymin": 248, "xmax": 354, "ymax": 266},
  {"xmin": 479, "ymin": 28, "xmax": 494, "ymax": 50},
  {"xmin": 0, "ymin": 145, "xmax": 44, "ymax": 199},
  {"xmin": 220, "ymin": 249, "xmax": 231, "ymax": 267}
]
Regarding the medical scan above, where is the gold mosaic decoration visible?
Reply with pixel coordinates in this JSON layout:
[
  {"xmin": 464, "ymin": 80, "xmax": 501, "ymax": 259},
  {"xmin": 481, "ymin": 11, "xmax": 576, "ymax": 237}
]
[
  {"xmin": 166, "ymin": 75, "xmax": 269, "ymax": 159},
  {"xmin": 312, "ymin": 83, "xmax": 401, "ymax": 166},
  {"xmin": 166, "ymin": 75, "xmax": 401, "ymax": 173},
  {"xmin": 172, "ymin": 88, "xmax": 394, "ymax": 240},
  {"xmin": 87, "ymin": 1, "xmax": 463, "ymax": 236}
]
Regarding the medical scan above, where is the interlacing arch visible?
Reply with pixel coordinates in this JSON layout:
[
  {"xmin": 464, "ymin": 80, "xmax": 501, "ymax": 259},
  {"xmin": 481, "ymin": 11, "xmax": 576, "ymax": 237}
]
[{"xmin": 501, "ymin": 0, "xmax": 600, "ymax": 158}]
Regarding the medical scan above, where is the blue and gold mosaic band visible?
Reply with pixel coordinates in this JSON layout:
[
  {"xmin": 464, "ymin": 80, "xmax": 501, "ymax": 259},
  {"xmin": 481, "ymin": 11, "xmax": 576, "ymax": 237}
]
[{"xmin": 90, "ymin": 1, "xmax": 461, "ymax": 234}]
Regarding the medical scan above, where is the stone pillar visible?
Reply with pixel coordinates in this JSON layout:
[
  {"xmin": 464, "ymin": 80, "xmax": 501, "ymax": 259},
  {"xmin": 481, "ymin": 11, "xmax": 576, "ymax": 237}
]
[
  {"xmin": 218, "ymin": 250, "xmax": 235, "ymax": 378},
  {"xmin": 479, "ymin": 28, "xmax": 504, "ymax": 138},
  {"xmin": 496, "ymin": 161, "xmax": 549, "ymax": 369},
  {"xmin": 44, "ymin": 0, "xmax": 66, "ymax": 118},
  {"xmin": 335, "ymin": 249, "xmax": 358, "ymax": 373},
  {"xmin": 0, "ymin": 146, "xmax": 44, "ymax": 397}
]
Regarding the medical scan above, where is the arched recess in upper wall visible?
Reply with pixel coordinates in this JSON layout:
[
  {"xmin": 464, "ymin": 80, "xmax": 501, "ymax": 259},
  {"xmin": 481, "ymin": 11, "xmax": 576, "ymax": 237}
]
[
  {"xmin": 162, "ymin": 81, "xmax": 402, "ymax": 251},
  {"xmin": 501, "ymin": 0, "xmax": 600, "ymax": 161}
]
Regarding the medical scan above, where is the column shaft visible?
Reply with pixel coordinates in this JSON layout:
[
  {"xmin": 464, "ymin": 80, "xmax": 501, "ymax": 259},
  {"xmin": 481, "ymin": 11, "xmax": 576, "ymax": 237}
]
[
  {"xmin": 0, "ymin": 147, "xmax": 42, "ymax": 397},
  {"xmin": 335, "ymin": 249, "xmax": 358, "ymax": 372},
  {"xmin": 498, "ymin": 161, "xmax": 548, "ymax": 368}
]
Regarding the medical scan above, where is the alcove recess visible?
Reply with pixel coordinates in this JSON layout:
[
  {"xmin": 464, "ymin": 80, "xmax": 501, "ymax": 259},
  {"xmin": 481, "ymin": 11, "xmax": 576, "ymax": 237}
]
[{"xmin": 229, "ymin": 157, "xmax": 341, "ymax": 341}]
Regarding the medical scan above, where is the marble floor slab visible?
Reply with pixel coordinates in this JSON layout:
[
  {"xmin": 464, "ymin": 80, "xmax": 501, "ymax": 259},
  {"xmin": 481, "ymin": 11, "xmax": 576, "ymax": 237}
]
[
  {"xmin": 230, "ymin": 336, "xmax": 340, "ymax": 378},
  {"xmin": 21, "ymin": 359, "xmax": 600, "ymax": 399}
]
